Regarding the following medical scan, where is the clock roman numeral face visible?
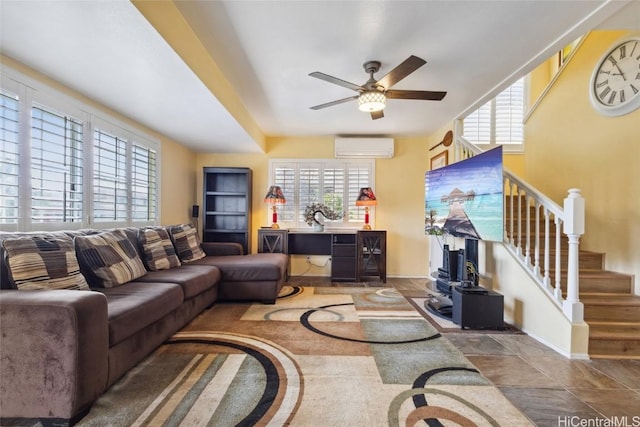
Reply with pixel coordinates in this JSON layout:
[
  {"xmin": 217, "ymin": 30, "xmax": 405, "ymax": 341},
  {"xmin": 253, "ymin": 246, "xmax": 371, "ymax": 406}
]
[{"xmin": 593, "ymin": 40, "xmax": 640, "ymax": 107}]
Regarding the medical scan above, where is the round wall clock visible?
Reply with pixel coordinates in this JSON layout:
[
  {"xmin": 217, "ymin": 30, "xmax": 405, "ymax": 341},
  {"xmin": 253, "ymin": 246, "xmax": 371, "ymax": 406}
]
[{"xmin": 589, "ymin": 36, "xmax": 640, "ymax": 117}]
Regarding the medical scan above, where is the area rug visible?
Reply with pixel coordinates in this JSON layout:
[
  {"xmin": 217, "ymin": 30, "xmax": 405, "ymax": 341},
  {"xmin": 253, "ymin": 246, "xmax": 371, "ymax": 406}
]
[{"xmin": 77, "ymin": 286, "xmax": 532, "ymax": 426}]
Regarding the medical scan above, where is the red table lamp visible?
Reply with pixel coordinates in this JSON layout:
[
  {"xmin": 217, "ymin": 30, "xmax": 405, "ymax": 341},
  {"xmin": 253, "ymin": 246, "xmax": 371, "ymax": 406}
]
[
  {"xmin": 355, "ymin": 187, "xmax": 377, "ymax": 230},
  {"xmin": 264, "ymin": 186, "xmax": 286, "ymax": 229}
]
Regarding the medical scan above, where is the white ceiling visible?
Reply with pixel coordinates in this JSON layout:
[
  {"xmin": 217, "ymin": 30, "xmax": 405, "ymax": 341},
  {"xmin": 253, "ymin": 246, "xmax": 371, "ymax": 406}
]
[{"xmin": 1, "ymin": 1, "xmax": 638, "ymax": 153}]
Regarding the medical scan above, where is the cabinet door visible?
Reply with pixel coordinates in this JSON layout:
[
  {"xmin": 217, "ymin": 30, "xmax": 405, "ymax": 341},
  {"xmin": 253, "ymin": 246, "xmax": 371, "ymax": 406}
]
[
  {"xmin": 203, "ymin": 167, "xmax": 252, "ymax": 254},
  {"xmin": 258, "ymin": 229, "xmax": 288, "ymax": 253},
  {"xmin": 356, "ymin": 231, "xmax": 386, "ymax": 283}
]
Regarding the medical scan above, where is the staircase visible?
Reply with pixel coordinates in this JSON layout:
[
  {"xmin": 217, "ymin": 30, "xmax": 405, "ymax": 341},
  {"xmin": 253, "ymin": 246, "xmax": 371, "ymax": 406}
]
[
  {"xmin": 507, "ymin": 197, "xmax": 639, "ymax": 359},
  {"xmin": 455, "ymin": 136, "xmax": 638, "ymax": 359}
]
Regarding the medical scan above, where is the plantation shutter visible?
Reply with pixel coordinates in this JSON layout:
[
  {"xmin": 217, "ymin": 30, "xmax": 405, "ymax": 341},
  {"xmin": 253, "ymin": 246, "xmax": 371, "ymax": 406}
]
[
  {"xmin": 30, "ymin": 104, "xmax": 84, "ymax": 223},
  {"xmin": 463, "ymin": 102, "xmax": 492, "ymax": 145},
  {"xmin": 0, "ymin": 91, "xmax": 20, "ymax": 224},
  {"xmin": 347, "ymin": 165, "xmax": 370, "ymax": 221},
  {"xmin": 322, "ymin": 166, "xmax": 344, "ymax": 222},
  {"xmin": 131, "ymin": 143, "xmax": 157, "ymax": 221},
  {"xmin": 273, "ymin": 164, "xmax": 296, "ymax": 222},
  {"xmin": 269, "ymin": 159, "xmax": 374, "ymax": 228},
  {"xmin": 495, "ymin": 78, "xmax": 524, "ymax": 144},
  {"xmin": 297, "ymin": 165, "xmax": 321, "ymax": 223},
  {"xmin": 93, "ymin": 128, "xmax": 128, "ymax": 222},
  {"xmin": 463, "ymin": 77, "xmax": 524, "ymax": 147}
]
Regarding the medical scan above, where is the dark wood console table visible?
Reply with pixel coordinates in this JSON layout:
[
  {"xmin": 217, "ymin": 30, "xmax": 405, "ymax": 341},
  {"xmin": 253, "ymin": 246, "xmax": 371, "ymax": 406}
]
[{"xmin": 257, "ymin": 229, "xmax": 386, "ymax": 282}]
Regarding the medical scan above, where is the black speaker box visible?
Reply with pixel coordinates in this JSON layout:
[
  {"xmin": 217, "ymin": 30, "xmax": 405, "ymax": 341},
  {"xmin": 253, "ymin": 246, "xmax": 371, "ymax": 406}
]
[{"xmin": 191, "ymin": 205, "xmax": 200, "ymax": 218}]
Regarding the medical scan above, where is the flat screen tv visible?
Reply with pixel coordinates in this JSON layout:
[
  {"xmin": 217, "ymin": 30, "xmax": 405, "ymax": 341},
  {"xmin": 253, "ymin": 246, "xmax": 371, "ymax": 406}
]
[{"xmin": 425, "ymin": 146, "xmax": 504, "ymax": 242}]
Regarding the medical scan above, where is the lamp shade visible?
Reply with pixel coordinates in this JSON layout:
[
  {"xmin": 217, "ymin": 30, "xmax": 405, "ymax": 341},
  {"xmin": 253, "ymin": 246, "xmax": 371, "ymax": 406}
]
[
  {"xmin": 355, "ymin": 187, "xmax": 377, "ymax": 206},
  {"xmin": 358, "ymin": 91, "xmax": 386, "ymax": 112},
  {"xmin": 264, "ymin": 186, "xmax": 285, "ymax": 204}
]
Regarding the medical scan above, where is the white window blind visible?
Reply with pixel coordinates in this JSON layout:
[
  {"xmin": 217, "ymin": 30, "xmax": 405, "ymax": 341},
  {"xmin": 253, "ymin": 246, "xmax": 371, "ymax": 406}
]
[
  {"xmin": 348, "ymin": 165, "xmax": 371, "ymax": 221},
  {"xmin": 495, "ymin": 80, "xmax": 524, "ymax": 144},
  {"xmin": 463, "ymin": 77, "xmax": 525, "ymax": 150},
  {"xmin": 322, "ymin": 167, "xmax": 345, "ymax": 223},
  {"xmin": 0, "ymin": 91, "xmax": 20, "ymax": 225},
  {"xmin": 93, "ymin": 128, "xmax": 128, "ymax": 222},
  {"xmin": 131, "ymin": 143, "xmax": 157, "ymax": 221},
  {"xmin": 297, "ymin": 164, "xmax": 321, "ymax": 223},
  {"xmin": 274, "ymin": 165, "xmax": 296, "ymax": 222},
  {"xmin": 270, "ymin": 159, "xmax": 374, "ymax": 228},
  {"xmin": 31, "ymin": 104, "xmax": 84, "ymax": 223},
  {"xmin": 0, "ymin": 67, "xmax": 160, "ymax": 231},
  {"xmin": 462, "ymin": 102, "xmax": 491, "ymax": 144}
]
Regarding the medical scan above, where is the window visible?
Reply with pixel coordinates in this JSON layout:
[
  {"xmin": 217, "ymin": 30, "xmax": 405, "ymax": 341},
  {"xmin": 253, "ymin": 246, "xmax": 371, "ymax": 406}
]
[
  {"xmin": 269, "ymin": 159, "xmax": 374, "ymax": 228},
  {"xmin": 31, "ymin": 104, "xmax": 84, "ymax": 223},
  {"xmin": 0, "ymin": 68, "xmax": 159, "ymax": 231},
  {"xmin": 93, "ymin": 129, "xmax": 128, "ymax": 222},
  {"xmin": 131, "ymin": 143, "xmax": 157, "ymax": 221},
  {"xmin": 0, "ymin": 90, "xmax": 20, "ymax": 225},
  {"xmin": 463, "ymin": 77, "xmax": 525, "ymax": 151}
]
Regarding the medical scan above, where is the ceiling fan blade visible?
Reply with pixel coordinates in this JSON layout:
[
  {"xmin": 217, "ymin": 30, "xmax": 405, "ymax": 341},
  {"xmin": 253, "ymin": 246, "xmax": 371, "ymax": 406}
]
[
  {"xmin": 385, "ymin": 90, "xmax": 447, "ymax": 101},
  {"xmin": 376, "ymin": 55, "xmax": 426, "ymax": 89},
  {"xmin": 309, "ymin": 72, "xmax": 364, "ymax": 92},
  {"xmin": 370, "ymin": 110, "xmax": 384, "ymax": 120},
  {"xmin": 309, "ymin": 95, "xmax": 359, "ymax": 110}
]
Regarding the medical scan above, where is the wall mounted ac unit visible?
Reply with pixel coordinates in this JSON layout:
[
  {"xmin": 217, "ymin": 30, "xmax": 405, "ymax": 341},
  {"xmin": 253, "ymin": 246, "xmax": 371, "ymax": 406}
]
[{"xmin": 334, "ymin": 137, "xmax": 394, "ymax": 158}]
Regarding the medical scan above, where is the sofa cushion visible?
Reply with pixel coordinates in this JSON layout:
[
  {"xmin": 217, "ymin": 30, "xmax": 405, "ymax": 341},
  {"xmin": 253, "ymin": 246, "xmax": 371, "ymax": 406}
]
[
  {"xmin": 95, "ymin": 281, "xmax": 183, "ymax": 346},
  {"xmin": 138, "ymin": 228, "xmax": 181, "ymax": 271},
  {"xmin": 190, "ymin": 253, "xmax": 287, "ymax": 282},
  {"xmin": 2, "ymin": 236, "xmax": 90, "ymax": 290},
  {"xmin": 75, "ymin": 229, "xmax": 147, "ymax": 288},
  {"xmin": 135, "ymin": 264, "xmax": 220, "ymax": 299},
  {"xmin": 169, "ymin": 224, "xmax": 206, "ymax": 263}
]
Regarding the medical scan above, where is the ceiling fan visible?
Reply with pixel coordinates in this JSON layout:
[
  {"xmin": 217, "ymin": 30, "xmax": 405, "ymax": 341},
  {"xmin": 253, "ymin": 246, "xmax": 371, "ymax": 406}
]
[{"xmin": 309, "ymin": 55, "xmax": 447, "ymax": 120}]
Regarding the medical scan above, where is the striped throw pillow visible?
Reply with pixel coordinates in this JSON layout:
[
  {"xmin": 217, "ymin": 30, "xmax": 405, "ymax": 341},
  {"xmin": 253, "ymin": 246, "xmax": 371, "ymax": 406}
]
[
  {"xmin": 139, "ymin": 227, "xmax": 181, "ymax": 271},
  {"xmin": 75, "ymin": 229, "xmax": 147, "ymax": 288},
  {"xmin": 168, "ymin": 224, "xmax": 206, "ymax": 263},
  {"xmin": 2, "ymin": 236, "xmax": 90, "ymax": 290}
]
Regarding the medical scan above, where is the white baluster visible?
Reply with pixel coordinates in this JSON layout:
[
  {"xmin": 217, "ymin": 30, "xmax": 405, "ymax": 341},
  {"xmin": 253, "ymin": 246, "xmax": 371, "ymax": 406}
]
[
  {"xmin": 509, "ymin": 184, "xmax": 515, "ymax": 246},
  {"xmin": 516, "ymin": 189, "xmax": 523, "ymax": 256},
  {"xmin": 533, "ymin": 201, "xmax": 541, "ymax": 277},
  {"xmin": 525, "ymin": 194, "xmax": 531, "ymax": 266},
  {"xmin": 554, "ymin": 217, "xmax": 563, "ymax": 302},
  {"xmin": 503, "ymin": 178, "xmax": 509, "ymax": 244},
  {"xmin": 543, "ymin": 208, "xmax": 551, "ymax": 289}
]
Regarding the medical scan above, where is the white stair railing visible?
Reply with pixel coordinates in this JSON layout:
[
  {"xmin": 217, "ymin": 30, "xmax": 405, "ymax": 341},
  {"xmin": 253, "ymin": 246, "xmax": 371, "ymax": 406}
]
[{"xmin": 455, "ymin": 136, "xmax": 584, "ymax": 323}]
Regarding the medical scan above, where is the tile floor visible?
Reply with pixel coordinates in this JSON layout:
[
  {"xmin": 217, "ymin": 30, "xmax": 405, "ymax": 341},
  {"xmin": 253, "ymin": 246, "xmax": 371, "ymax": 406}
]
[{"xmin": 290, "ymin": 276, "xmax": 640, "ymax": 427}]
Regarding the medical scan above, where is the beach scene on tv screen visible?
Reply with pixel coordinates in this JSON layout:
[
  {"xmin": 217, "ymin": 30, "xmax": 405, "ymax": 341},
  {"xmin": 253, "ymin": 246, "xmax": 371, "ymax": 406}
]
[{"xmin": 425, "ymin": 146, "xmax": 504, "ymax": 242}]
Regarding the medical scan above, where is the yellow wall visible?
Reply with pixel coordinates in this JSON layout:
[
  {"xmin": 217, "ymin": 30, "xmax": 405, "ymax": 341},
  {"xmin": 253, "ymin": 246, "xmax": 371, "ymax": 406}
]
[
  {"xmin": 503, "ymin": 154, "xmax": 525, "ymax": 178},
  {"xmin": 2, "ymin": 55, "xmax": 198, "ymax": 227},
  {"xmin": 525, "ymin": 31, "xmax": 640, "ymax": 289},
  {"xmin": 160, "ymin": 139, "xmax": 199, "ymax": 225}
]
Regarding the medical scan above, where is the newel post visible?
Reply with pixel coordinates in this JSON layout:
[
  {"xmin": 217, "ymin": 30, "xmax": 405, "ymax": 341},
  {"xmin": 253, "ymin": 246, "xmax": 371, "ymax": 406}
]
[{"xmin": 563, "ymin": 189, "xmax": 585, "ymax": 323}]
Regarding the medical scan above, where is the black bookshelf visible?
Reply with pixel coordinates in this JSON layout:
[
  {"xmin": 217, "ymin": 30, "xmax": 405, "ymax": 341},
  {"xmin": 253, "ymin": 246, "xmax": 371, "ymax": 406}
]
[{"xmin": 202, "ymin": 167, "xmax": 252, "ymax": 254}]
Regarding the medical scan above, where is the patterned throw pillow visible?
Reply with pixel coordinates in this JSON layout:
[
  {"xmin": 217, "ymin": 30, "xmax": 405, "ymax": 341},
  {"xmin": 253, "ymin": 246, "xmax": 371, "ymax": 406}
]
[
  {"xmin": 168, "ymin": 224, "xmax": 206, "ymax": 263},
  {"xmin": 138, "ymin": 227, "xmax": 181, "ymax": 271},
  {"xmin": 75, "ymin": 229, "xmax": 147, "ymax": 288},
  {"xmin": 2, "ymin": 236, "xmax": 90, "ymax": 290}
]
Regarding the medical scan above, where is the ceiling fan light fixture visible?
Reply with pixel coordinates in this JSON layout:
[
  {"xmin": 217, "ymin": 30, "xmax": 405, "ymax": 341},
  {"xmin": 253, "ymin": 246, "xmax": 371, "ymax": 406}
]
[{"xmin": 358, "ymin": 90, "xmax": 386, "ymax": 112}]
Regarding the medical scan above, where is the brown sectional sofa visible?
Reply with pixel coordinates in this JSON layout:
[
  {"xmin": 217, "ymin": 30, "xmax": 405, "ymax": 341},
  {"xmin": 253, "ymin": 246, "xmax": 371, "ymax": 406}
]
[{"xmin": 0, "ymin": 226, "xmax": 288, "ymax": 426}]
